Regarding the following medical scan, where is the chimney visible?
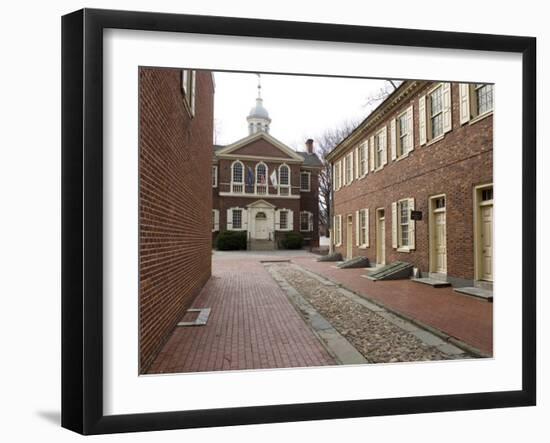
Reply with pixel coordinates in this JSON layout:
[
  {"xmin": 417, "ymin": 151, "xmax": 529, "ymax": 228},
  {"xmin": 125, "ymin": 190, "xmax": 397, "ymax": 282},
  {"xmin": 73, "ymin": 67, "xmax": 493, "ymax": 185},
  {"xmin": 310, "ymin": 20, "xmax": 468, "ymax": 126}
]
[{"xmin": 305, "ymin": 138, "xmax": 314, "ymax": 154}]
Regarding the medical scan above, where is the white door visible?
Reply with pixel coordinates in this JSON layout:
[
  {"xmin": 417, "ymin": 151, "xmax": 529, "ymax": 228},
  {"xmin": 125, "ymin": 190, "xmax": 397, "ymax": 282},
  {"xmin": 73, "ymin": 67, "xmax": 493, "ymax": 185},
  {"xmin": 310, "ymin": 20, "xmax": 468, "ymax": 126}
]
[
  {"xmin": 254, "ymin": 212, "xmax": 269, "ymax": 239},
  {"xmin": 434, "ymin": 211, "xmax": 447, "ymax": 273},
  {"xmin": 480, "ymin": 204, "xmax": 493, "ymax": 281},
  {"xmin": 377, "ymin": 211, "xmax": 386, "ymax": 265}
]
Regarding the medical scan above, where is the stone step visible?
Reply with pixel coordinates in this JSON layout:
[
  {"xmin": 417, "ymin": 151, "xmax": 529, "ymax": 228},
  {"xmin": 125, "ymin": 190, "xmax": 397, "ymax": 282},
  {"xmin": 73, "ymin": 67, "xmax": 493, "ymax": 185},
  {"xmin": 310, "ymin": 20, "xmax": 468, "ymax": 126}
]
[
  {"xmin": 337, "ymin": 256, "xmax": 370, "ymax": 269},
  {"xmin": 411, "ymin": 277, "xmax": 451, "ymax": 288},
  {"xmin": 454, "ymin": 286, "xmax": 493, "ymax": 302},
  {"xmin": 366, "ymin": 261, "xmax": 413, "ymax": 281},
  {"xmin": 249, "ymin": 240, "xmax": 275, "ymax": 251}
]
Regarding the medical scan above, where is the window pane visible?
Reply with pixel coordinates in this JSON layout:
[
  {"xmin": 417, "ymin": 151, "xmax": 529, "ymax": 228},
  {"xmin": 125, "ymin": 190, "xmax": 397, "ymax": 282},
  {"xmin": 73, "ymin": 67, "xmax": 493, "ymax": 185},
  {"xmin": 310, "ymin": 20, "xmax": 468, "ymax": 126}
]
[
  {"xmin": 476, "ymin": 84, "xmax": 494, "ymax": 115},
  {"xmin": 233, "ymin": 210, "xmax": 242, "ymax": 229},
  {"xmin": 279, "ymin": 166, "xmax": 289, "ymax": 185},
  {"xmin": 300, "ymin": 172, "xmax": 309, "ymax": 190},
  {"xmin": 256, "ymin": 164, "xmax": 266, "ymax": 183},
  {"xmin": 399, "ymin": 201, "xmax": 409, "ymax": 247},
  {"xmin": 233, "ymin": 163, "xmax": 243, "ymax": 182},
  {"xmin": 280, "ymin": 211, "xmax": 288, "ymax": 229}
]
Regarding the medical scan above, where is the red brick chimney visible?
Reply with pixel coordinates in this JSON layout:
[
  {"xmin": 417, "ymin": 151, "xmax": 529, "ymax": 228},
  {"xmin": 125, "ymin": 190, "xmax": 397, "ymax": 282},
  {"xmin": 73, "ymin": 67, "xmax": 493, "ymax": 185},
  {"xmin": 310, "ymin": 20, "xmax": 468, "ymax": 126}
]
[{"xmin": 305, "ymin": 138, "xmax": 314, "ymax": 154}]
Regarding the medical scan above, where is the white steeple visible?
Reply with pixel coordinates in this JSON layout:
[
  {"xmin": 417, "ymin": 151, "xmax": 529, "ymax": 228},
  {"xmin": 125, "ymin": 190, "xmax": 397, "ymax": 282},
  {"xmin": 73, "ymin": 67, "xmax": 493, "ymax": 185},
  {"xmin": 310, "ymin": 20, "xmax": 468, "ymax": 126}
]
[{"xmin": 247, "ymin": 74, "xmax": 271, "ymax": 135}]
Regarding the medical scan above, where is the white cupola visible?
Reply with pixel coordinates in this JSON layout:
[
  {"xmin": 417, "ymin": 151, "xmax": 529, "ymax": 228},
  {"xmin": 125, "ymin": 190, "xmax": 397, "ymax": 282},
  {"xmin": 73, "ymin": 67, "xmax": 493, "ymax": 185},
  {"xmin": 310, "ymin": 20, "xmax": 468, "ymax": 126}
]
[{"xmin": 247, "ymin": 74, "xmax": 271, "ymax": 135}]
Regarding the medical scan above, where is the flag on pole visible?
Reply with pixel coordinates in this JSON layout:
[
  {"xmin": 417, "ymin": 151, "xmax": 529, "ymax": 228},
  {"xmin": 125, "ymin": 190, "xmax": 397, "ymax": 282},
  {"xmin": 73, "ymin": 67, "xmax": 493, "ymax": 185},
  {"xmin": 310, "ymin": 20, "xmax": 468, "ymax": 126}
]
[
  {"xmin": 270, "ymin": 170, "xmax": 278, "ymax": 188},
  {"xmin": 246, "ymin": 166, "xmax": 254, "ymax": 186}
]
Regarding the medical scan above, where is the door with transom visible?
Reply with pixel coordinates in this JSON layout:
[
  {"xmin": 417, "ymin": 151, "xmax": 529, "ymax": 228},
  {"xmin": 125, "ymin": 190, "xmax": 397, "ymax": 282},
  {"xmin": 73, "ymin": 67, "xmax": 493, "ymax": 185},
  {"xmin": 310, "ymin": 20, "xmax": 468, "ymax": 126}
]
[
  {"xmin": 430, "ymin": 196, "xmax": 447, "ymax": 274},
  {"xmin": 254, "ymin": 212, "xmax": 269, "ymax": 239}
]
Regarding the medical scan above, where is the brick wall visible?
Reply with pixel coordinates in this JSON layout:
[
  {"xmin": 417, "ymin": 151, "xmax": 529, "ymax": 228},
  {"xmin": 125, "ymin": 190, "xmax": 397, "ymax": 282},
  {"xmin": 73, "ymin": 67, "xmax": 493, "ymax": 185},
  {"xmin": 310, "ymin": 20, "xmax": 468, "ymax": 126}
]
[
  {"xmin": 139, "ymin": 67, "xmax": 214, "ymax": 372},
  {"xmin": 332, "ymin": 82, "xmax": 492, "ymax": 281}
]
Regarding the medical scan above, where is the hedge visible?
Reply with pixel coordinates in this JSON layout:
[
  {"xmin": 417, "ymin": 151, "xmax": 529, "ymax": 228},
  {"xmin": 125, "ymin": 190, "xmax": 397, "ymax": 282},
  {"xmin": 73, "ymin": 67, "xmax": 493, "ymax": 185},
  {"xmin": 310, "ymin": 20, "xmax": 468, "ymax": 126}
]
[{"xmin": 216, "ymin": 230, "xmax": 247, "ymax": 250}]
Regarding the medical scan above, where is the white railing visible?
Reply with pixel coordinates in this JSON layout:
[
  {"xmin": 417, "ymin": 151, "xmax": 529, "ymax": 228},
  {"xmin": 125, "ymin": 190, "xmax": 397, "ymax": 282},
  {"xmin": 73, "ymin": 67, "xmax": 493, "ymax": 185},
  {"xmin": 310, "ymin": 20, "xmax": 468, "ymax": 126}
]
[
  {"xmin": 231, "ymin": 183, "xmax": 244, "ymax": 193},
  {"xmin": 256, "ymin": 184, "xmax": 267, "ymax": 195}
]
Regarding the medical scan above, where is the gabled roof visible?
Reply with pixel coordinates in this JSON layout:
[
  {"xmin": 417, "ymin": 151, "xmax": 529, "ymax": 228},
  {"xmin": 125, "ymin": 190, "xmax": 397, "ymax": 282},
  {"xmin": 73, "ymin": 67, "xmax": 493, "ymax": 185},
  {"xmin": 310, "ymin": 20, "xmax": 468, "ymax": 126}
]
[
  {"xmin": 296, "ymin": 151, "xmax": 323, "ymax": 168},
  {"xmin": 214, "ymin": 131, "xmax": 304, "ymax": 162}
]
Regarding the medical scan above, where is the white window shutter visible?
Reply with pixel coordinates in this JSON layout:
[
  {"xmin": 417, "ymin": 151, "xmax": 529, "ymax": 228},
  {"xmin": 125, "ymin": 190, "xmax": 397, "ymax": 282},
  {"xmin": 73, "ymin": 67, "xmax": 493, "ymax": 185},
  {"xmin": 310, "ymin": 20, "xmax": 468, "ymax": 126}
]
[
  {"xmin": 408, "ymin": 198, "xmax": 416, "ymax": 250},
  {"xmin": 442, "ymin": 82, "xmax": 452, "ymax": 133},
  {"xmin": 275, "ymin": 210, "xmax": 281, "ymax": 230},
  {"xmin": 242, "ymin": 209, "xmax": 248, "ymax": 230},
  {"xmin": 369, "ymin": 136, "xmax": 375, "ymax": 171},
  {"xmin": 381, "ymin": 126, "xmax": 388, "ymax": 166},
  {"xmin": 354, "ymin": 148, "xmax": 359, "ymax": 179},
  {"xmin": 214, "ymin": 210, "xmax": 220, "ymax": 231},
  {"xmin": 309, "ymin": 212, "xmax": 313, "ymax": 232},
  {"xmin": 365, "ymin": 209, "xmax": 370, "ymax": 247},
  {"xmin": 332, "ymin": 164, "xmax": 336, "ymax": 190},
  {"xmin": 190, "ymin": 71, "xmax": 197, "ymax": 116},
  {"xmin": 349, "ymin": 153, "xmax": 354, "ymax": 184},
  {"xmin": 182, "ymin": 70, "xmax": 189, "ymax": 95},
  {"xmin": 392, "ymin": 202, "xmax": 398, "ymax": 249},
  {"xmin": 227, "ymin": 208, "xmax": 233, "ymax": 230},
  {"xmin": 419, "ymin": 95, "xmax": 427, "ymax": 145},
  {"xmin": 338, "ymin": 215, "xmax": 343, "ymax": 245},
  {"xmin": 363, "ymin": 140, "xmax": 370, "ymax": 175},
  {"xmin": 459, "ymin": 83, "xmax": 471, "ymax": 124},
  {"xmin": 338, "ymin": 161, "xmax": 342, "ymax": 189},
  {"xmin": 342, "ymin": 156, "xmax": 346, "ymax": 185},
  {"xmin": 288, "ymin": 210, "xmax": 294, "ymax": 230},
  {"xmin": 407, "ymin": 105, "xmax": 414, "ymax": 152},
  {"xmin": 390, "ymin": 118, "xmax": 397, "ymax": 160},
  {"xmin": 355, "ymin": 211, "xmax": 361, "ymax": 246},
  {"xmin": 332, "ymin": 216, "xmax": 336, "ymax": 243}
]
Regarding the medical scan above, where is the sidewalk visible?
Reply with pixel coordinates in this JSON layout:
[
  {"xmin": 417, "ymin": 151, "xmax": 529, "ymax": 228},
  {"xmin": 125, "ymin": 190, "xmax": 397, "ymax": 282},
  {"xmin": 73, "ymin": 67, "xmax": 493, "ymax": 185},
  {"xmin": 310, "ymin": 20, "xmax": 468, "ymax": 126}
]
[
  {"xmin": 292, "ymin": 257, "xmax": 493, "ymax": 355},
  {"xmin": 147, "ymin": 253, "xmax": 335, "ymax": 374}
]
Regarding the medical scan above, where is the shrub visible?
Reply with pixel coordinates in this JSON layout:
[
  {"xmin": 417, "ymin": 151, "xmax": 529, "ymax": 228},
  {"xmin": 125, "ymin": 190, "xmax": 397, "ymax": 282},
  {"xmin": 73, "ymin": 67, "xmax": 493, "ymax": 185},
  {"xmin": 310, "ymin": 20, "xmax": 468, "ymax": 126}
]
[
  {"xmin": 216, "ymin": 230, "xmax": 247, "ymax": 250},
  {"xmin": 280, "ymin": 232, "xmax": 304, "ymax": 250}
]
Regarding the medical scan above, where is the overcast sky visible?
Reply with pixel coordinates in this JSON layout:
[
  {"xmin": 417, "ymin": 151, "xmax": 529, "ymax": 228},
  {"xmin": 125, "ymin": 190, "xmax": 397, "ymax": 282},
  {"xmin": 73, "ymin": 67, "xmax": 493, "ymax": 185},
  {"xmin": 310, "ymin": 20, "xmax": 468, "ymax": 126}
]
[{"xmin": 213, "ymin": 71, "xmax": 395, "ymax": 151}]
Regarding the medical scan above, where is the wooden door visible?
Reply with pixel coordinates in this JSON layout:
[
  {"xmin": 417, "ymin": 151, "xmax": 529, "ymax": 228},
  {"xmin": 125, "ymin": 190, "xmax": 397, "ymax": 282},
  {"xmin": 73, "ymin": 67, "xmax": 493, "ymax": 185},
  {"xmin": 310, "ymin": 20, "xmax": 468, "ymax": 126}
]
[{"xmin": 480, "ymin": 204, "xmax": 493, "ymax": 281}]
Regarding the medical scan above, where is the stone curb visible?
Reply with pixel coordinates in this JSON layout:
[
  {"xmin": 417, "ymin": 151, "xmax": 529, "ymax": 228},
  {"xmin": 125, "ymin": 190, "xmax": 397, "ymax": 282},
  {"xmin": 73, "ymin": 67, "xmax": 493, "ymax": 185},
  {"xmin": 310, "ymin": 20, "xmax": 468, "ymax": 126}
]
[{"xmin": 291, "ymin": 261, "xmax": 492, "ymax": 359}]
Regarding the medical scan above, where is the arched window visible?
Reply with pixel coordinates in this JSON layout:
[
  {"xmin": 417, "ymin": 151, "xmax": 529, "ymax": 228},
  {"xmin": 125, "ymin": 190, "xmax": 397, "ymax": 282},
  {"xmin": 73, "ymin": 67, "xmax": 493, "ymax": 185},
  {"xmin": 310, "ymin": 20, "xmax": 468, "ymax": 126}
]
[
  {"xmin": 231, "ymin": 161, "xmax": 244, "ymax": 193},
  {"xmin": 255, "ymin": 162, "xmax": 268, "ymax": 195},
  {"xmin": 279, "ymin": 164, "xmax": 290, "ymax": 196}
]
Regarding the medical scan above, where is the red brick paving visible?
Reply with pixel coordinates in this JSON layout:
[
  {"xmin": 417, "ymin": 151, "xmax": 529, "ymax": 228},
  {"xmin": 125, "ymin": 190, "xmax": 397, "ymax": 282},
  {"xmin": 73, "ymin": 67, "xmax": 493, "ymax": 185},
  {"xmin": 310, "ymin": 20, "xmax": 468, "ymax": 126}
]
[
  {"xmin": 292, "ymin": 257, "xmax": 493, "ymax": 355},
  {"xmin": 147, "ymin": 253, "xmax": 335, "ymax": 373}
]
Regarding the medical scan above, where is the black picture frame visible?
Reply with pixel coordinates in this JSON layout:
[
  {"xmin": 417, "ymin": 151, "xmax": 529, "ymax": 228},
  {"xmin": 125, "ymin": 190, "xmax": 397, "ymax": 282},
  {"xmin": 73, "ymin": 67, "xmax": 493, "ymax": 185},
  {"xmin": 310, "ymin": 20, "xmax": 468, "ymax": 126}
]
[{"xmin": 61, "ymin": 8, "xmax": 536, "ymax": 435}]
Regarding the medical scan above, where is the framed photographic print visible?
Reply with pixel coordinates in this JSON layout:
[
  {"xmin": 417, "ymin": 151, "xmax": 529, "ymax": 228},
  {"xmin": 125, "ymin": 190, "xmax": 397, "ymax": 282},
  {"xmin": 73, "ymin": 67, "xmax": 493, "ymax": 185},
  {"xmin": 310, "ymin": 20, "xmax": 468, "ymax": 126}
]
[{"xmin": 61, "ymin": 8, "xmax": 536, "ymax": 435}]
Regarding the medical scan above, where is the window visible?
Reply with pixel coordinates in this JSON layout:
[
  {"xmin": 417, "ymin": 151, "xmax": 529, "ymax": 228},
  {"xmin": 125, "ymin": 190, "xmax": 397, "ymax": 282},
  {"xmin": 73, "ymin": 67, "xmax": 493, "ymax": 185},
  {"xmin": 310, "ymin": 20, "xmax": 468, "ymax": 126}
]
[
  {"xmin": 279, "ymin": 164, "xmax": 290, "ymax": 196},
  {"xmin": 279, "ymin": 210, "xmax": 288, "ymax": 230},
  {"xmin": 300, "ymin": 171, "xmax": 311, "ymax": 191},
  {"xmin": 358, "ymin": 142, "xmax": 368, "ymax": 176},
  {"xmin": 300, "ymin": 211, "xmax": 313, "ymax": 232},
  {"xmin": 256, "ymin": 162, "xmax": 267, "ymax": 195},
  {"xmin": 481, "ymin": 188, "xmax": 493, "ymax": 201},
  {"xmin": 398, "ymin": 200, "xmax": 409, "ymax": 247},
  {"xmin": 397, "ymin": 112, "xmax": 409, "ymax": 157},
  {"xmin": 434, "ymin": 196, "xmax": 446, "ymax": 209},
  {"xmin": 475, "ymin": 84, "xmax": 493, "ymax": 115},
  {"xmin": 231, "ymin": 161, "xmax": 244, "ymax": 193},
  {"xmin": 212, "ymin": 166, "xmax": 218, "ymax": 187},
  {"xmin": 429, "ymin": 85, "xmax": 444, "ymax": 139},
  {"xmin": 181, "ymin": 70, "xmax": 196, "ymax": 116},
  {"xmin": 232, "ymin": 209, "xmax": 242, "ymax": 229}
]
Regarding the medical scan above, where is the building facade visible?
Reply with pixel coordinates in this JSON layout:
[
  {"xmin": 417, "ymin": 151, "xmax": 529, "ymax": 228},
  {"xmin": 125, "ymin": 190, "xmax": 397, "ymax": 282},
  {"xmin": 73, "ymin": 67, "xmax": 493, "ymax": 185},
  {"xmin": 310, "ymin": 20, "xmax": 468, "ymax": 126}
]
[
  {"xmin": 212, "ymin": 82, "xmax": 322, "ymax": 249},
  {"xmin": 327, "ymin": 80, "xmax": 493, "ymax": 288},
  {"xmin": 139, "ymin": 67, "xmax": 215, "ymax": 372}
]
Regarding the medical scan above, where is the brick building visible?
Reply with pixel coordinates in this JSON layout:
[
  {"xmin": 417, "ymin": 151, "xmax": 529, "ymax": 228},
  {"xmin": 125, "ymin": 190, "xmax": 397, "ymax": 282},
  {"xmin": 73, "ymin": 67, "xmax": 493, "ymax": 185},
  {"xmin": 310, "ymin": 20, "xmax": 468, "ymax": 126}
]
[
  {"xmin": 139, "ymin": 67, "xmax": 215, "ymax": 372},
  {"xmin": 212, "ymin": 81, "xmax": 322, "ymax": 249},
  {"xmin": 326, "ymin": 80, "xmax": 493, "ymax": 288}
]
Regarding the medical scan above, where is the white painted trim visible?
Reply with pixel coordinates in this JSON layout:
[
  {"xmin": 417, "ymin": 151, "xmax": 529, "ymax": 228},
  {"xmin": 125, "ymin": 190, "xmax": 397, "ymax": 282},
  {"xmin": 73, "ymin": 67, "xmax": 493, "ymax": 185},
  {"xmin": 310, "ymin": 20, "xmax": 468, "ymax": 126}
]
[{"xmin": 216, "ymin": 131, "xmax": 304, "ymax": 161}]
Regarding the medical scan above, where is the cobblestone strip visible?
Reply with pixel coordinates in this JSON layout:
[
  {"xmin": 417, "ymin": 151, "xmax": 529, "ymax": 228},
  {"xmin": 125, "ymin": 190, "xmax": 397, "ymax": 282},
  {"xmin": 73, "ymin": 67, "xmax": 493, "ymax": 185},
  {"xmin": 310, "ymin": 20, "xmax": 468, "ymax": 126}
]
[
  {"xmin": 268, "ymin": 266, "xmax": 368, "ymax": 365},
  {"xmin": 268, "ymin": 263, "xmax": 470, "ymax": 363}
]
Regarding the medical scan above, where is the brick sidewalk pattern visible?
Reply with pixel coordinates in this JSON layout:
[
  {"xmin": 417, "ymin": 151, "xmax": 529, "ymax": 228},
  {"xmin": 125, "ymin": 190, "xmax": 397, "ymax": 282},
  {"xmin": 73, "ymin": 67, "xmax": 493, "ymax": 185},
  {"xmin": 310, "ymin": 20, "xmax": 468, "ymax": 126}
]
[
  {"xmin": 147, "ymin": 255, "xmax": 335, "ymax": 374},
  {"xmin": 292, "ymin": 257, "xmax": 493, "ymax": 355}
]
